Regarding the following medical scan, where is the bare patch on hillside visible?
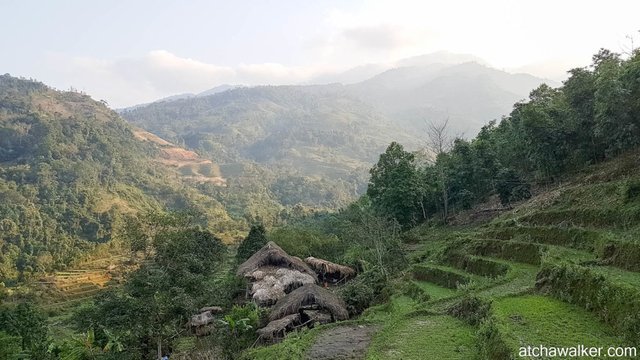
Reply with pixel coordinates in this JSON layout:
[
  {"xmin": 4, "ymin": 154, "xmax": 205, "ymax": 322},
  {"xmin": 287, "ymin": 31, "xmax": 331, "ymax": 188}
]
[{"xmin": 133, "ymin": 129, "xmax": 227, "ymax": 186}]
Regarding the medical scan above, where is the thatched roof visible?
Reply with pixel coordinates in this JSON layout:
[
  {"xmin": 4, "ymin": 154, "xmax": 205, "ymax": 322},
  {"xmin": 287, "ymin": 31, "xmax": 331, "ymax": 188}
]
[
  {"xmin": 302, "ymin": 310, "xmax": 333, "ymax": 325},
  {"xmin": 269, "ymin": 284, "xmax": 349, "ymax": 322},
  {"xmin": 237, "ymin": 242, "xmax": 317, "ymax": 281},
  {"xmin": 256, "ymin": 314, "xmax": 301, "ymax": 340},
  {"xmin": 249, "ymin": 268, "xmax": 316, "ymax": 306},
  {"xmin": 304, "ymin": 257, "xmax": 356, "ymax": 279},
  {"xmin": 252, "ymin": 275, "xmax": 286, "ymax": 306}
]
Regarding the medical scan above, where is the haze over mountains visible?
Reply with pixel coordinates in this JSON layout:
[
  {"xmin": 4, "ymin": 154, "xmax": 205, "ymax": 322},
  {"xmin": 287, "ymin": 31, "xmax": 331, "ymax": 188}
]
[
  {"xmin": 125, "ymin": 52, "xmax": 555, "ymax": 135},
  {"xmin": 120, "ymin": 52, "xmax": 554, "ymax": 203}
]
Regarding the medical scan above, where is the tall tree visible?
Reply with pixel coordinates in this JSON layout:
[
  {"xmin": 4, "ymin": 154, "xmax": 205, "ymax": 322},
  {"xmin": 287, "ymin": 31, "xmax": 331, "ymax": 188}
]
[
  {"xmin": 236, "ymin": 224, "xmax": 268, "ymax": 263},
  {"xmin": 425, "ymin": 119, "xmax": 457, "ymax": 222},
  {"xmin": 367, "ymin": 142, "xmax": 421, "ymax": 226}
]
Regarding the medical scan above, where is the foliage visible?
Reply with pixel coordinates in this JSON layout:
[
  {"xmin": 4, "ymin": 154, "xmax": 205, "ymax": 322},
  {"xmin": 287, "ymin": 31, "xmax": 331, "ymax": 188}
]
[
  {"xmin": 0, "ymin": 331, "xmax": 22, "ymax": 360},
  {"xmin": 367, "ymin": 142, "xmax": 422, "ymax": 226},
  {"xmin": 494, "ymin": 168, "xmax": 531, "ymax": 206},
  {"xmin": 0, "ymin": 302, "xmax": 49, "ymax": 359},
  {"xmin": 268, "ymin": 226, "xmax": 347, "ymax": 263},
  {"xmin": 447, "ymin": 296, "xmax": 492, "ymax": 326},
  {"xmin": 0, "ymin": 75, "xmax": 239, "ymax": 282},
  {"xmin": 72, "ymin": 212, "xmax": 227, "ymax": 359},
  {"xmin": 236, "ymin": 224, "xmax": 268, "ymax": 263},
  {"xmin": 339, "ymin": 267, "xmax": 389, "ymax": 316},
  {"xmin": 365, "ymin": 49, "xmax": 640, "ymax": 228},
  {"xmin": 217, "ymin": 304, "xmax": 261, "ymax": 360}
]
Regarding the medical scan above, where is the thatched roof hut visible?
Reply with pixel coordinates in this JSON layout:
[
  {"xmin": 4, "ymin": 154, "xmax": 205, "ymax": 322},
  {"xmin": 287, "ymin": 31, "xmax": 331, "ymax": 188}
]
[
  {"xmin": 304, "ymin": 257, "xmax": 356, "ymax": 282},
  {"xmin": 256, "ymin": 313, "xmax": 301, "ymax": 341},
  {"xmin": 189, "ymin": 307, "xmax": 222, "ymax": 336},
  {"xmin": 269, "ymin": 283, "xmax": 349, "ymax": 322},
  {"xmin": 237, "ymin": 242, "xmax": 317, "ymax": 281},
  {"xmin": 249, "ymin": 268, "xmax": 316, "ymax": 306}
]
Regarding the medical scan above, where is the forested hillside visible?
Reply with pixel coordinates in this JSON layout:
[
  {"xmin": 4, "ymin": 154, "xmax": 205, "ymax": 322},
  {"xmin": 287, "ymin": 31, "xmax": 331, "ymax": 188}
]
[
  {"xmin": 363, "ymin": 49, "xmax": 640, "ymax": 227},
  {"xmin": 120, "ymin": 59, "xmax": 551, "ymax": 217},
  {"xmin": 121, "ymin": 85, "xmax": 421, "ymax": 212},
  {"xmin": 0, "ymin": 75, "xmax": 240, "ymax": 282}
]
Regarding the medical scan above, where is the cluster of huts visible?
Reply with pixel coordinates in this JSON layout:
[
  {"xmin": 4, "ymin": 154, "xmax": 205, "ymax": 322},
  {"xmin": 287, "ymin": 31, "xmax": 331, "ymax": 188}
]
[
  {"xmin": 238, "ymin": 242, "xmax": 356, "ymax": 342},
  {"xmin": 189, "ymin": 241, "xmax": 356, "ymax": 342}
]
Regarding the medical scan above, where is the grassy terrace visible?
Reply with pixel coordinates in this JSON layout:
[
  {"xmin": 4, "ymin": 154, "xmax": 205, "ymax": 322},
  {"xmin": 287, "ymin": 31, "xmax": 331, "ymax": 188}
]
[{"xmin": 492, "ymin": 295, "xmax": 631, "ymax": 359}]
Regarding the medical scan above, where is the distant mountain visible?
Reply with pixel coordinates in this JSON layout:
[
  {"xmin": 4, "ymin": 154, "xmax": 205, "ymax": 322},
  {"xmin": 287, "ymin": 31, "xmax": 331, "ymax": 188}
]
[
  {"xmin": 0, "ymin": 75, "xmax": 238, "ymax": 281},
  {"xmin": 121, "ymin": 85, "xmax": 421, "ymax": 209},
  {"xmin": 121, "ymin": 52, "xmax": 555, "ymax": 214},
  {"xmin": 307, "ymin": 51, "xmax": 489, "ymax": 86},
  {"xmin": 119, "ymin": 84, "xmax": 243, "ymax": 111},
  {"xmin": 197, "ymin": 84, "xmax": 242, "ymax": 97},
  {"xmin": 346, "ymin": 61, "xmax": 557, "ymax": 135},
  {"xmin": 307, "ymin": 64, "xmax": 389, "ymax": 85}
]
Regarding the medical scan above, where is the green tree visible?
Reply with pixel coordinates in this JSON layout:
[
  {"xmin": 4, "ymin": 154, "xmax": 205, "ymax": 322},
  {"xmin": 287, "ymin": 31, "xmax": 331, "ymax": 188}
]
[
  {"xmin": 0, "ymin": 302, "xmax": 49, "ymax": 359},
  {"xmin": 495, "ymin": 168, "xmax": 531, "ymax": 206},
  {"xmin": 0, "ymin": 332, "xmax": 22, "ymax": 360},
  {"xmin": 367, "ymin": 142, "xmax": 421, "ymax": 227},
  {"xmin": 236, "ymin": 224, "xmax": 268, "ymax": 263}
]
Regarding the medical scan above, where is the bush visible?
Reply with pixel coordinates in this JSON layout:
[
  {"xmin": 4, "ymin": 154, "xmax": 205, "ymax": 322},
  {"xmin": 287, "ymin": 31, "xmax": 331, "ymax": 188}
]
[
  {"xmin": 484, "ymin": 226, "xmax": 601, "ymax": 251},
  {"xmin": 598, "ymin": 241, "xmax": 640, "ymax": 272},
  {"xmin": 471, "ymin": 240, "xmax": 542, "ymax": 265},
  {"xmin": 217, "ymin": 303, "xmax": 263, "ymax": 359},
  {"xmin": 447, "ymin": 296, "xmax": 492, "ymax": 326},
  {"xmin": 339, "ymin": 268, "xmax": 388, "ymax": 316},
  {"xmin": 401, "ymin": 281, "xmax": 431, "ymax": 303},
  {"xmin": 495, "ymin": 168, "xmax": 531, "ymax": 206},
  {"xmin": 476, "ymin": 319, "xmax": 513, "ymax": 360},
  {"xmin": 623, "ymin": 179, "xmax": 640, "ymax": 203},
  {"xmin": 236, "ymin": 224, "xmax": 268, "ymax": 263}
]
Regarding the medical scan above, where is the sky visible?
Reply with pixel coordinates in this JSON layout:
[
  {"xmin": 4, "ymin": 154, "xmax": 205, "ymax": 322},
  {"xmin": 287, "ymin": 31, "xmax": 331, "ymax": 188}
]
[{"xmin": 2, "ymin": 0, "xmax": 639, "ymax": 107}]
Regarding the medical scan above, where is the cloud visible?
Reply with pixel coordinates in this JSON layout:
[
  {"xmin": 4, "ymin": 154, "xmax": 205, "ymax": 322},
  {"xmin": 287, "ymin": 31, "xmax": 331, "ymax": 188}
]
[
  {"xmin": 42, "ymin": 50, "xmax": 330, "ymax": 107},
  {"xmin": 342, "ymin": 24, "xmax": 413, "ymax": 51}
]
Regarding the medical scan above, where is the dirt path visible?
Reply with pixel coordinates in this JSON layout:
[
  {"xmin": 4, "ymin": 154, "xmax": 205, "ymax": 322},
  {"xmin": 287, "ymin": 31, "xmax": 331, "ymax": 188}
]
[{"xmin": 305, "ymin": 325, "xmax": 376, "ymax": 360}]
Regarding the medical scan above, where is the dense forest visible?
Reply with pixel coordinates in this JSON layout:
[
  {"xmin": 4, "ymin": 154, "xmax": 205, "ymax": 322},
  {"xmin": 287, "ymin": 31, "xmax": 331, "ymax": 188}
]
[
  {"xmin": 365, "ymin": 49, "xmax": 640, "ymax": 227},
  {"xmin": 0, "ymin": 75, "xmax": 241, "ymax": 282}
]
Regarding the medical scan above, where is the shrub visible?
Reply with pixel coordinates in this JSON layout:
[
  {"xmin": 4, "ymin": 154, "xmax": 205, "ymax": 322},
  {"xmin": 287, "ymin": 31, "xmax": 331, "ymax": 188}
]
[
  {"xmin": 495, "ymin": 168, "xmax": 531, "ymax": 206},
  {"xmin": 339, "ymin": 268, "xmax": 388, "ymax": 316},
  {"xmin": 401, "ymin": 281, "xmax": 431, "ymax": 303},
  {"xmin": 622, "ymin": 179, "xmax": 640, "ymax": 203},
  {"xmin": 217, "ymin": 303, "xmax": 262, "ymax": 359},
  {"xmin": 471, "ymin": 240, "xmax": 542, "ymax": 265},
  {"xmin": 484, "ymin": 226, "xmax": 602, "ymax": 251},
  {"xmin": 447, "ymin": 296, "xmax": 492, "ymax": 326},
  {"xmin": 598, "ymin": 241, "xmax": 640, "ymax": 272},
  {"xmin": 476, "ymin": 319, "xmax": 513, "ymax": 360},
  {"xmin": 268, "ymin": 226, "xmax": 346, "ymax": 263}
]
